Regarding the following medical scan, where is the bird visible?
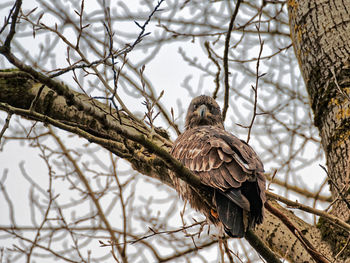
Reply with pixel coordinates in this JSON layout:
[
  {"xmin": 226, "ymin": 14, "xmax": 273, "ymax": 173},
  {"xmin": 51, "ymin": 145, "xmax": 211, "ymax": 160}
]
[{"xmin": 170, "ymin": 95, "xmax": 266, "ymax": 238}]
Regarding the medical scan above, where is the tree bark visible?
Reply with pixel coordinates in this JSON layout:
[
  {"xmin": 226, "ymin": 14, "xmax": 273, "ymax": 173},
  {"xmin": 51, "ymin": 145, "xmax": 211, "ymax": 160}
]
[{"xmin": 289, "ymin": 0, "xmax": 350, "ymax": 260}]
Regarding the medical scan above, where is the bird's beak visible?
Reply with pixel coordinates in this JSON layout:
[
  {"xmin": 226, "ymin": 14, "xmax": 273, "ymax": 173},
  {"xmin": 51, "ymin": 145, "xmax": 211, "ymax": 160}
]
[{"xmin": 198, "ymin": 104, "xmax": 208, "ymax": 118}]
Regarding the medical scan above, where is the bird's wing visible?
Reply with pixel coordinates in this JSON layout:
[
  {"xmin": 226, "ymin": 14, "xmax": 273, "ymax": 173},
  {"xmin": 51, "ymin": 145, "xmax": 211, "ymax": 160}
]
[{"xmin": 171, "ymin": 126, "xmax": 265, "ymax": 210}]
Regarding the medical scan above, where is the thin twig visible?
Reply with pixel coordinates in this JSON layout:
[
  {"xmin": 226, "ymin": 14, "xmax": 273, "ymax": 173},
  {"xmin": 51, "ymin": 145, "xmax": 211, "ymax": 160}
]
[
  {"xmin": 330, "ymin": 67, "xmax": 350, "ymax": 101},
  {"xmin": 267, "ymin": 191, "xmax": 350, "ymax": 232},
  {"xmin": 0, "ymin": 0, "xmax": 19, "ymax": 35},
  {"xmin": 222, "ymin": 239, "xmax": 235, "ymax": 263},
  {"xmin": 48, "ymin": 127, "xmax": 119, "ymax": 245},
  {"xmin": 320, "ymin": 164, "xmax": 350, "ymax": 209},
  {"xmin": 26, "ymin": 137, "xmax": 56, "ymax": 263},
  {"xmin": 3, "ymin": 0, "xmax": 22, "ymax": 49},
  {"xmin": 99, "ymin": 221, "xmax": 204, "ymax": 246},
  {"xmin": 222, "ymin": 0, "xmax": 242, "ymax": 121},
  {"xmin": 334, "ymin": 235, "xmax": 350, "ymax": 261},
  {"xmin": 247, "ymin": 13, "xmax": 264, "ymax": 143},
  {"xmin": 110, "ymin": 152, "xmax": 128, "ymax": 260},
  {"xmin": 49, "ymin": 0, "xmax": 165, "ymax": 78},
  {"xmin": 266, "ymin": 172, "xmax": 331, "ymax": 202},
  {"xmin": 0, "ymin": 112, "xmax": 12, "ymax": 143},
  {"xmin": 204, "ymin": 41, "xmax": 221, "ymax": 99}
]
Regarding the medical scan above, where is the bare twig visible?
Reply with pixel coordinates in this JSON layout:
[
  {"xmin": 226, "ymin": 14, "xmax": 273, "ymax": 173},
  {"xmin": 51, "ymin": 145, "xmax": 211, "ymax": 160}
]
[
  {"xmin": 222, "ymin": 239, "xmax": 235, "ymax": 263},
  {"xmin": 222, "ymin": 0, "xmax": 242, "ymax": 121},
  {"xmin": 49, "ymin": 0, "xmax": 165, "ymax": 78},
  {"xmin": 48, "ymin": 127, "xmax": 120, "ymax": 247},
  {"xmin": 266, "ymin": 172, "xmax": 331, "ymax": 202},
  {"xmin": 0, "ymin": 169, "xmax": 17, "ymax": 226},
  {"xmin": 110, "ymin": 152, "xmax": 128, "ymax": 261},
  {"xmin": 0, "ymin": 112, "xmax": 12, "ymax": 143},
  {"xmin": 0, "ymin": 0, "xmax": 19, "ymax": 35},
  {"xmin": 204, "ymin": 41, "xmax": 221, "ymax": 99},
  {"xmin": 99, "ymin": 221, "xmax": 205, "ymax": 247},
  {"xmin": 246, "ymin": 28, "xmax": 264, "ymax": 143},
  {"xmin": 26, "ymin": 136, "xmax": 56, "ymax": 263},
  {"xmin": 157, "ymin": 239, "xmax": 219, "ymax": 262},
  {"xmin": 320, "ymin": 164, "xmax": 350, "ymax": 209},
  {"xmin": 2, "ymin": 0, "xmax": 22, "ymax": 49},
  {"xmin": 140, "ymin": 66, "xmax": 164, "ymax": 130},
  {"xmin": 1, "ymin": 228, "xmax": 81, "ymax": 263},
  {"xmin": 335, "ymin": 235, "xmax": 350, "ymax": 261},
  {"xmin": 267, "ymin": 191, "xmax": 350, "ymax": 232},
  {"xmin": 330, "ymin": 67, "xmax": 350, "ymax": 101}
]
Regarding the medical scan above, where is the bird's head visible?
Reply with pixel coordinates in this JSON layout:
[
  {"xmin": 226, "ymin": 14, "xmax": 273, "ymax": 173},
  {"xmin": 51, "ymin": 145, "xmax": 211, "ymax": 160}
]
[{"xmin": 185, "ymin": 95, "xmax": 224, "ymax": 130}]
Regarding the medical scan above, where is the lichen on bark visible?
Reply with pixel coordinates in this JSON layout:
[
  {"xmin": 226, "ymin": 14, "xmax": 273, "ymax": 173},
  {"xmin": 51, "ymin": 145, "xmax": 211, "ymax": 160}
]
[
  {"xmin": 0, "ymin": 71, "xmax": 35, "ymax": 109},
  {"xmin": 317, "ymin": 217, "xmax": 350, "ymax": 260}
]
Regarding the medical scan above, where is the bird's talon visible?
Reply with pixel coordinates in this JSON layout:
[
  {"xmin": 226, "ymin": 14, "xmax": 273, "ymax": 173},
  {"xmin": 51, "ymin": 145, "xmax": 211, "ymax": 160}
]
[{"xmin": 211, "ymin": 209, "xmax": 219, "ymax": 219}]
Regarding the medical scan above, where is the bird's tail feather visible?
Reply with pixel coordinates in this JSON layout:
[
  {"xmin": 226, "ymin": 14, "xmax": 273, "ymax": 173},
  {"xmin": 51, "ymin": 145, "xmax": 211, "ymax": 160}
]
[{"xmin": 215, "ymin": 190, "xmax": 244, "ymax": 238}]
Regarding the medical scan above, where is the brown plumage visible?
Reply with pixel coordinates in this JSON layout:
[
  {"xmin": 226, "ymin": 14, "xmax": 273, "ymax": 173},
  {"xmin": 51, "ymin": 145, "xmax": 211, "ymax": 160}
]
[{"xmin": 171, "ymin": 95, "xmax": 266, "ymax": 238}]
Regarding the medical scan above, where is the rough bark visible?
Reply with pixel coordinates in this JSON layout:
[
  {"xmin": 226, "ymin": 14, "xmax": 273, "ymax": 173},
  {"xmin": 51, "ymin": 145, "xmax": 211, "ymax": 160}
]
[
  {"xmin": 289, "ymin": 0, "xmax": 350, "ymax": 260},
  {"xmin": 0, "ymin": 70, "xmax": 336, "ymax": 262}
]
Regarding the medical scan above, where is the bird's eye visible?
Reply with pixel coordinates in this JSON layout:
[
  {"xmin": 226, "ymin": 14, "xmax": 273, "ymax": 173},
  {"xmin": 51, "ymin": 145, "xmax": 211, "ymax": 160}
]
[{"xmin": 193, "ymin": 104, "xmax": 198, "ymax": 109}]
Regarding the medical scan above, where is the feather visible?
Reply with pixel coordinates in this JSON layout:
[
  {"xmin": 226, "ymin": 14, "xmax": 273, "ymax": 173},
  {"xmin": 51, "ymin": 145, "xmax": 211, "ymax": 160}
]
[
  {"xmin": 208, "ymin": 148, "xmax": 222, "ymax": 169},
  {"xmin": 177, "ymin": 143, "xmax": 187, "ymax": 160},
  {"xmin": 200, "ymin": 154, "xmax": 211, "ymax": 171},
  {"xmin": 217, "ymin": 148, "xmax": 231, "ymax": 162},
  {"xmin": 185, "ymin": 157, "xmax": 194, "ymax": 170},
  {"xmin": 200, "ymin": 143, "xmax": 212, "ymax": 156},
  {"xmin": 189, "ymin": 147, "xmax": 201, "ymax": 159},
  {"xmin": 209, "ymin": 169, "xmax": 231, "ymax": 189},
  {"xmin": 215, "ymin": 190, "xmax": 245, "ymax": 238},
  {"xmin": 193, "ymin": 154, "xmax": 202, "ymax": 171},
  {"xmin": 217, "ymin": 166, "xmax": 241, "ymax": 188},
  {"xmin": 209, "ymin": 138, "xmax": 222, "ymax": 148},
  {"xmin": 221, "ymin": 188, "xmax": 250, "ymax": 211},
  {"xmin": 225, "ymin": 161, "xmax": 247, "ymax": 183}
]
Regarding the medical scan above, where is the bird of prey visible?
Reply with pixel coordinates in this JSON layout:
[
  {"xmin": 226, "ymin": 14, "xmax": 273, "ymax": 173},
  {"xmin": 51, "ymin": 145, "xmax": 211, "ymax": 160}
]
[{"xmin": 171, "ymin": 95, "xmax": 266, "ymax": 238}]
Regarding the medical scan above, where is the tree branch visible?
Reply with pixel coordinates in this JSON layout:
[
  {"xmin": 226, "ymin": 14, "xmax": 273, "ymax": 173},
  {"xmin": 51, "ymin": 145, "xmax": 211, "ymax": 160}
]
[
  {"xmin": 3, "ymin": 0, "xmax": 22, "ymax": 49},
  {"xmin": 245, "ymin": 230, "xmax": 282, "ymax": 263},
  {"xmin": 265, "ymin": 201, "xmax": 331, "ymax": 263},
  {"xmin": 222, "ymin": 0, "xmax": 241, "ymax": 121},
  {"xmin": 267, "ymin": 191, "xmax": 350, "ymax": 233}
]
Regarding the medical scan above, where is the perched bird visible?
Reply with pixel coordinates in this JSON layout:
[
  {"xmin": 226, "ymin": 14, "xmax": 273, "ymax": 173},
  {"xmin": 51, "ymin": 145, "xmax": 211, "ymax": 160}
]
[{"xmin": 171, "ymin": 95, "xmax": 266, "ymax": 238}]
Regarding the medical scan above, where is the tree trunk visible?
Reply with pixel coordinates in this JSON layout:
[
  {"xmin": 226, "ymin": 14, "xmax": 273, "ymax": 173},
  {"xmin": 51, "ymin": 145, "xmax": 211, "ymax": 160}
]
[{"xmin": 289, "ymin": 0, "xmax": 350, "ymax": 260}]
